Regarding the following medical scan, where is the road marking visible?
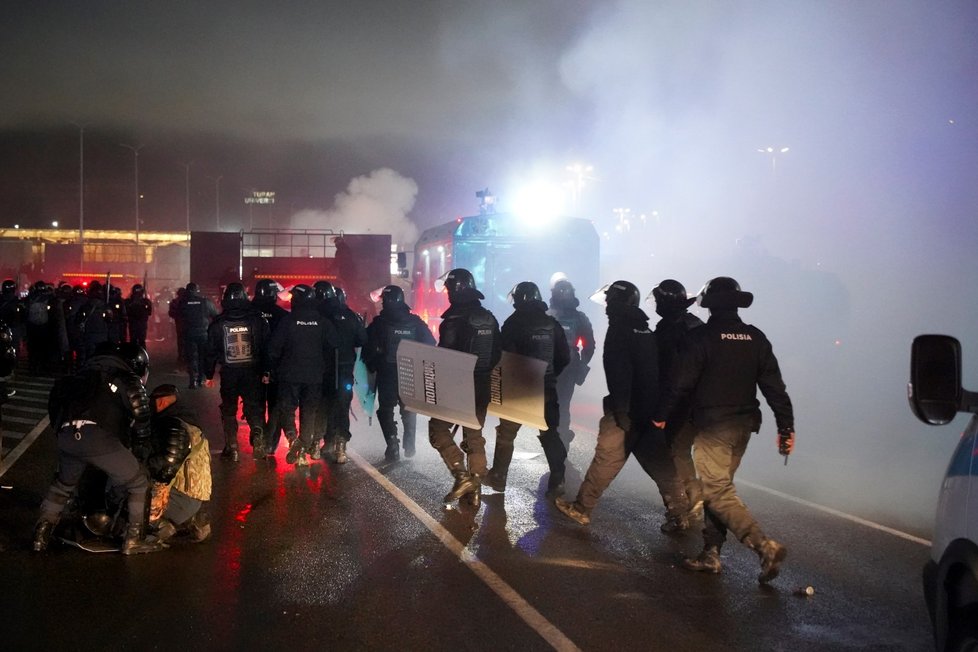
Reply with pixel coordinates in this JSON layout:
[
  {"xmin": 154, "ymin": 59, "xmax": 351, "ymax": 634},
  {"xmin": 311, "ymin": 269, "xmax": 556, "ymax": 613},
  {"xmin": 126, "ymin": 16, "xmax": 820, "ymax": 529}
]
[
  {"xmin": 0, "ymin": 416, "xmax": 49, "ymax": 477},
  {"xmin": 4, "ymin": 414, "xmax": 40, "ymax": 425},
  {"xmin": 3, "ymin": 405, "xmax": 47, "ymax": 415},
  {"xmin": 348, "ymin": 448, "xmax": 582, "ymax": 652},
  {"xmin": 738, "ymin": 479, "xmax": 931, "ymax": 547}
]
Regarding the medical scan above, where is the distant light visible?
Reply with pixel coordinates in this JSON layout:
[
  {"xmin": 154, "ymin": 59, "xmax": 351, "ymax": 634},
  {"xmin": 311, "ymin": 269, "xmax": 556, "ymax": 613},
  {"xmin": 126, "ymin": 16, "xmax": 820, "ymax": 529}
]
[
  {"xmin": 51, "ymin": 221, "xmax": 59, "ymax": 227},
  {"xmin": 437, "ymin": 245, "xmax": 444, "ymax": 253},
  {"xmin": 512, "ymin": 180, "xmax": 566, "ymax": 224},
  {"xmin": 422, "ymin": 249, "xmax": 429, "ymax": 256},
  {"xmin": 14, "ymin": 224, "xmax": 19, "ymax": 229}
]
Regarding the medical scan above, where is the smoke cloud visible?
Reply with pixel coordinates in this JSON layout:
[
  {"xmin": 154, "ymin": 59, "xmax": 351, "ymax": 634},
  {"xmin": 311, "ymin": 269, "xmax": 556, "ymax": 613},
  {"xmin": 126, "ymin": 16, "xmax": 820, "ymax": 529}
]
[{"xmin": 291, "ymin": 168, "xmax": 419, "ymax": 249}]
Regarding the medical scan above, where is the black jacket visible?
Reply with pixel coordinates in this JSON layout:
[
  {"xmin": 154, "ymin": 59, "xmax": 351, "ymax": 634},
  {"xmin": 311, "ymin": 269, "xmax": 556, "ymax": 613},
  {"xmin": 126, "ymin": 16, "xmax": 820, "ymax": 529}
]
[
  {"xmin": 603, "ymin": 302, "xmax": 658, "ymax": 428},
  {"xmin": 204, "ymin": 299, "xmax": 269, "ymax": 378},
  {"xmin": 548, "ymin": 304, "xmax": 596, "ymax": 367},
  {"xmin": 364, "ymin": 303, "xmax": 435, "ymax": 372},
  {"xmin": 501, "ymin": 299, "xmax": 570, "ymax": 382},
  {"xmin": 654, "ymin": 310, "xmax": 704, "ymax": 422},
  {"xmin": 438, "ymin": 290, "xmax": 501, "ymax": 377},
  {"xmin": 252, "ymin": 297, "xmax": 288, "ymax": 334},
  {"xmin": 653, "ymin": 310, "xmax": 794, "ymax": 432},
  {"xmin": 178, "ymin": 292, "xmax": 218, "ymax": 337},
  {"xmin": 321, "ymin": 301, "xmax": 367, "ymax": 368},
  {"xmin": 266, "ymin": 304, "xmax": 339, "ymax": 384}
]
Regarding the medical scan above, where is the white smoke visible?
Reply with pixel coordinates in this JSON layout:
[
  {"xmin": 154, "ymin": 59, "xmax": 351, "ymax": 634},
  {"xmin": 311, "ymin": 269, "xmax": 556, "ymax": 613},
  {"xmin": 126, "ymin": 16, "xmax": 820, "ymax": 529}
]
[{"xmin": 291, "ymin": 168, "xmax": 420, "ymax": 248}]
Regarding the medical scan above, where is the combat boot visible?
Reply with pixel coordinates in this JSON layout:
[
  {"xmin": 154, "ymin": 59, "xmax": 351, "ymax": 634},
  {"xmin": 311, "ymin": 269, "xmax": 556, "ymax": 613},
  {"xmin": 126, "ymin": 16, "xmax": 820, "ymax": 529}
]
[
  {"xmin": 32, "ymin": 521, "xmax": 55, "ymax": 552},
  {"xmin": 443, "ymin": 470, "xmax": 479, "ymax": 503},
  {"xmin": 459, "ymin": 474, "xmax": 482, "ymax": 508},
  {"xmin": 554, "ymin": 497, "xmax": 590, "ymax": 526},
  {"xmin": 310, "ymin": 442, "xmax": 322, "ymax": 460},
  {"xmin": 682, "ymin": 546, "xmax": 722, "ymax": 573},
  {"xmin": 384, "ymin": 436, "xmax": 401, "ymax": 462},
  {"xmin": 545, "ymin": 473, "xmax": 565, "ymax": 499},
  {"xmin": 484, "ymin": 467, "xmax": 507, "ymax": 492},
  {"xmin": 660, "ymin": 514, "xmax": 690, "ymax": 534},
  {"xmin": 221, "ymin": 444, "xmax": 240, "ymax": 462},
  {"xmin": 154, "ymin": 519, "xmax": 177, "ymax": 543},
  {"xmin": 188, "ymin": 512, "xmax": 212, "ymax": 543},
  {"xmin": 121, "ymin": 523, "xmax": 167, "ymax": 555},
  {"xmin": 756, "ymin": 538, "xmax": 787, "ymax": 584},
  {"xmin": 285, "ymin": 438, "xmax": 304, "ymax": 465},
  {"xmin": 334, "ymin": 438, "xmax": 348, "ymax": 464}
]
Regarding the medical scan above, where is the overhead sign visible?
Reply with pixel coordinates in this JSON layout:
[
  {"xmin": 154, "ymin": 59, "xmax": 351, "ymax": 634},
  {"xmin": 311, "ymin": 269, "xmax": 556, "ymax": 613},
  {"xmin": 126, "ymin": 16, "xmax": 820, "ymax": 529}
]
[
  {"xmin": 487, "ymin": 351, "xmax": 547, "ymax": 430},
  {"xmin": 244, "ymin": 191, "xmax": 276, "ymax": 205},
  {"xmin": 395, "ymin": 340, "xmax": 480, "ymax": 429}
]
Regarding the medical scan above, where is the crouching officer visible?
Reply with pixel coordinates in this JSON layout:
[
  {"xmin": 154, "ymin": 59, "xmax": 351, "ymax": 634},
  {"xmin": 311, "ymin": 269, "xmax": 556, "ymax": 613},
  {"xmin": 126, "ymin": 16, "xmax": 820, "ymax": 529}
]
[
  {"xmin": 33, "ymin": 342, "xmax": 165, "ymax": 555},
  {"xmin": 428, "ymin": 269, "xmax": 501, "ymax": 507},
  {"xmin": 487, "ymin": 281, "xmax": 570, "ymax": 496},
  {"xmin": 147, "ymin": 384, "xmax": 213, "ymax": 544},
  {"xmin": 363, "ymin": 285, "xmax": 435, "ymax": 461},
  {"xmin": 653, "ymin": 277, "xmax": 795, "ymax": 584},
  {"xmin": 204, "ymin": 282, "xmax": 269, "ymax": 461}
]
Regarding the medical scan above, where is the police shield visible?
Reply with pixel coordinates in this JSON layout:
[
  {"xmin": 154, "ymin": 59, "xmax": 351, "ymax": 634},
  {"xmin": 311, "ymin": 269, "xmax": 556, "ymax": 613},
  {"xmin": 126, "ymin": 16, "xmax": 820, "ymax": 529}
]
[
  {"xmin": 395, "ymin": 340, "xmax": 480, "ymax": 430},
  {"xmin": 353, "ymin": 357, "xmax": 377, "ymax": 420},
  {"xmin": 487, "ymin": 351, "xmax": 547, "ymax": 430}
]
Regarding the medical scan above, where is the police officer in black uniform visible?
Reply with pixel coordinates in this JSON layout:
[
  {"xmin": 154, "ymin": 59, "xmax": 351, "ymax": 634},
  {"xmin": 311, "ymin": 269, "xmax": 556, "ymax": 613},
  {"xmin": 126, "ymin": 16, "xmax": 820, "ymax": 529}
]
[
  {"xmin": 75, "ymin": 281, "xmax": 111, "ymax": 365},
  {"xmin": 25, "ymin": 281, "xmax": 56, "ymax": 373},
  {"xmin": 363, "ymin": 285, "xmax": 435, "ymax": 461},
  {"xmin": 106, "ymin": 285, "xmax": 128, "ymax": 344},
  {"xmin": 0, "ymin": 279, "xmax": 24, "ymax": 357},
  {"xmin": 486, "ymin": 281, "xmax": 570, "ymax": 496},
  {"xmin": 548, "ymin": 279, "xmax": 595, "ymax": 449},
  {"xmin": 33, "ymin": 342, "xmax": 164, "ymax": 555},
  {"xmin": 266, "ymin": 284, "xmax": 338, "ymax": 467},
  {"xmin": 178, "ymin": 282, "xmax": 218, "ymax": 389},
  {"xmin": 126, "ymin": 283, "xmax": 153, "ymax": 348},
  {"xmin": 0, "ymin": 318, "xmax": 16, "ymax": 401},
  {"xmin": 428, "ymin": 268, "xmax": 501, "ymax": 507},
  {"xmin": 251, "ymin": 278, "xmax": 288, "ymax": 456},
  {"xmin": 315, "ymin": 280, "xmax": 366, "ymax": 464},
  {"xmin": 653, "ymin": 277, "xmax": 795, "ymax": 583},
  {"xmin": 203, "ymin": 282, "xmax": 269, "ymax": 462},
  {"xmin": 556, "ymin": 280, "xmax": 670, "ymax": 525}
]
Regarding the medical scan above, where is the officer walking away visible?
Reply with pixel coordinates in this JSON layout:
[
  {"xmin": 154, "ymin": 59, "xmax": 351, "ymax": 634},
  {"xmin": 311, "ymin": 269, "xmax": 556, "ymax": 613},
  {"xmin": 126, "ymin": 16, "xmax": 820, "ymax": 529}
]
[
  {"xmin": 652, "ymin": 277, "xmax": 794, "ymax": 583},
  {"xmin": 645, "ymin": 279, "xmax": 705, "ymax": 532},
  {"xmin": 547, "ymin": 279, "xmax": 595, "ymax": 450},
  {"xmin": 178, "ymin": 282, "xmax": 218, "ymax": 389},
  {"xmin": 251, "ymin": 278, "xmax": 288, "ymax": 456},
  {"xmin": 316, "ymin": 281, "xmax": 367, "ymax": 464},
  {"xmin": 33, "ymin": 343, "xmax": 165, "ymax": 555},
  {"xmin": 486, "ymin": 281, "xmax": 570, "ymax": 496},
  {"xmin": 147, "ymin": 384, "xmax": 212, "ymax": 544},
  {"xmin": 25, "ymin": 281, "xmax": 57, "ymax": 374},
  {"xmin": 106, "ymin": 285, "xmax": 128, "ymax": 344},
  {"xmin": 266, "ymin": 284, "xmax": 338, "ymax": 467},
  {"xmin": 363, "ymin": 285, "xmax": 435, "ymax": 461},
  {"xmin": 203, "ymin": 282, "xmax": 269, "ymax": 462},
  {"xmin": 555, "ymin": 281, "xmax": 686, "ymax": 527},
  {"xmin": 75, "ymin": 281, "xmax": 111, "ymax": 365},
  {"xmin": 126, "ymin": 284, "xmax": 153, "ymax": 348},
  {"xmin": 428, "ymin": 269, "xmax": 501, "ymax": 508},
  {"xmin": 168, "ymin": 286, "xmax": 188, "ymax": 369}
]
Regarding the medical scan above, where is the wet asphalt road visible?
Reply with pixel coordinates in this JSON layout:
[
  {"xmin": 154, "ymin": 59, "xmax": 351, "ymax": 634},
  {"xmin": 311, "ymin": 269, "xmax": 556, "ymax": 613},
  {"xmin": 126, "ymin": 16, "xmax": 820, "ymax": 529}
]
[{"xmin": 0, "ymin": 343, "xmax": 934, "ymax": 651}]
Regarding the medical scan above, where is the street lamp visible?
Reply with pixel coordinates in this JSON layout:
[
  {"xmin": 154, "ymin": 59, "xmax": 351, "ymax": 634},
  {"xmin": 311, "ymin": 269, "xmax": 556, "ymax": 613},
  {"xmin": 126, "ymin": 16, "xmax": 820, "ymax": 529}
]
[
  {"xmin": 52, "ymin": 221, "xmax": 59, "ymax": 228},
  {"xmin": 119, "ymin": 143, "xmax": 144, "ymax": 243},
  {"xmin": 180, "ymin": 161, "xmax": 193, "ymax": 237},
  {"xmin": 71, "ymin": 122, "xmax": 86, "ymax": 244},
  {"xmin": 757, "ymin": 146, "xmax": 790, "ymax": 175},
  {"xmin": 565, "ymin": 163, "xmax": 595, "ymax": 213}
]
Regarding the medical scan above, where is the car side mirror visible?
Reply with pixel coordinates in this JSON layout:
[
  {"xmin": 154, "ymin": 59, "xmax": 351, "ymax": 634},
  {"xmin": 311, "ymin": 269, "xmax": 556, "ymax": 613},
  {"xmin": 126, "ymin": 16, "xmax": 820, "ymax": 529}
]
[{"xmin": 909, "ymin": 334, "xmax": 962, "ymax": 425}]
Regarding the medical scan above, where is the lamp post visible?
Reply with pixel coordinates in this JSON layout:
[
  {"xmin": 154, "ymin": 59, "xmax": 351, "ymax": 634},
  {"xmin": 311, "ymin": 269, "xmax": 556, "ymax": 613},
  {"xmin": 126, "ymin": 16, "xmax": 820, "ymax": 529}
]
[
  {"xmin": 757, "ymin": 146, "xmax": 790, "ymax": 176},
  {"xmin": 119, "ymin": 143, "xmax": 144, "ymax": 243},
  {"xmin": 181, "ymin": 161, "xmax": 193, "ymax": 237},
  {"xmin": 208, "ymin": 175, "xmax": 223, "ymax": 230},
  {"xmin": 72, "ymin": 123, "xmax": 86, "ymax": 244}
]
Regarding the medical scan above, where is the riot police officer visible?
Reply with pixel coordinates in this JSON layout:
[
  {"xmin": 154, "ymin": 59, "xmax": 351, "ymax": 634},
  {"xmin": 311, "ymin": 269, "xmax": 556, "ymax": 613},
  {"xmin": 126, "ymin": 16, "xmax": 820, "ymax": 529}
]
[
  {"xmin": 33, "ymin": 342, "xmax": 164, "ymax": 555},
  {"xmin": 76, "ymin": 281, "xmax": 111, "ymax": 365},
  {"xmin": 0, "ymin": 279, "xmax": 23, "ymax": 357},
  {"xmin": 0, "ymin": 318, "xmax": 16, "ymax": 400},
  {"xmin": 315, "ymin": 281, "xmax": 366, "ymax": 464},
  {"xmin": 106, "ymin": 285, "xmax": 128, "ymax": 344},
  {"xmin": 178, "ymin": 282, "xmax": 218, "ymax": 389},
  {"xmin": 363, "ymin": 285, "xmax": 435, "ymax": 461},
  {"xmin": 203, "ymin": 282, "xmax": 269, "ymax": 461},
  {"xmin": 266, "ymin": 284, "xmax": 338, "ymax": 467},
  {"xmin": 251, "ymin": 278, "xmax": 288, "ymax": 455},
  {"xmin": 428, "ymin": 268, "xmax": 501, "ymax": 507},
  {"xmin": 653, "ymin": 277, "xmax": 795, "ymax": 584},
  {"xmin": 486, "ymin": 281, "xmax": 570, "ymax": 496},
  {"xmin": 548, "ymin": 279, "xmax": 595, "ymax": 449},
  {"xmin": 126, "ymin": 283, "xmax": 153, "ymax": 348}
]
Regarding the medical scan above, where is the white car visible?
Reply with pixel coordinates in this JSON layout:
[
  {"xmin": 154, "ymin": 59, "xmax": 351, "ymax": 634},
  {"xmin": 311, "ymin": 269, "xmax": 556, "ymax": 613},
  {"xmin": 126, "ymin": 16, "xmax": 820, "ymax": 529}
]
[{"xmin": 909, "ymin": 335, "xmax": 978, "ymax": 651}]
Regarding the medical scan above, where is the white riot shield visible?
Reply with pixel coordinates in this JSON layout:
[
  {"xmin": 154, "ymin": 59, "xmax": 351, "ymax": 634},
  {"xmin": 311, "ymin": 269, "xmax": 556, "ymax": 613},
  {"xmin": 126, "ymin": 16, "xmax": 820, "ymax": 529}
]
[
  {"xmin": 487, "ymin": 351, "xmax": 547, "ymax": 430},
  {"xmin": 395, "ymin": 340, "xmax": 481, "ymax": 430}
]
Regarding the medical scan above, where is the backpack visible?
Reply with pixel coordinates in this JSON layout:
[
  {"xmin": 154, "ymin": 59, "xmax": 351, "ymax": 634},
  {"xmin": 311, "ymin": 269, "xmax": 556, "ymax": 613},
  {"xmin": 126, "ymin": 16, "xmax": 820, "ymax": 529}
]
[{"xmin": 27, "ymin": 297, "xmax": 50, "ymax": 326}]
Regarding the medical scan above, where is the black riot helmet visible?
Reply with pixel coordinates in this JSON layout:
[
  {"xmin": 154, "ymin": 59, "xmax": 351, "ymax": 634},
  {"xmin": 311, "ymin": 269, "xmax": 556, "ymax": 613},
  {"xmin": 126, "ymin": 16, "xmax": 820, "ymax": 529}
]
[
  {"xmin": 510, "ymin": 281, "xmax": 542, "ymax": 307},
  {"xmin": 291, "ymin": 284, "xmax": 315, "ymax": 309},
  {"xmin": 697, "ymin": 276, "xmax": 754, "ymax": 310},
  {"xmin": 650, "ymin": 279, "xmax": 696, "ymax": 316},
  {"xmin": 605, "ymin": 280, "xmax": 641, "ymax": 307},
  {"xmin": 223, "ymin": 282, "xmax": 248, "ymax": 303},
  {"xmin": 131, "ymin": 283, "xmax": 145, "ymax": 298},
  {"xmin": 2, "ymin": 279, "xmax": 15, "ymax": 295},
  {"xmin": 255, "ymin": 278, "xmax": 280, "ymax": 300},
  {"xmin": 87, "ymin": 280, "xmax": 103, "ymax": 298},
  {"xmin": 380, "ymin": 285, "xmax": 404, "ymax": 308},
  {"xmin": 335, "ymin": 286, "xmax": 348, "ymax": 305},
  {"xmin": 443, "ymin": 268, "xmax": 479, "ymax": 303},
  {"xmin": 116, "ymin": 342, "xmax": 150, "ymax": 378},
  {"xmin": 313, "ymin": 280, "xmax": 337, "ymax": 302},
  {"xmin": 185, "ymin": 282, "xmax": 200, "ymax": 294}
]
